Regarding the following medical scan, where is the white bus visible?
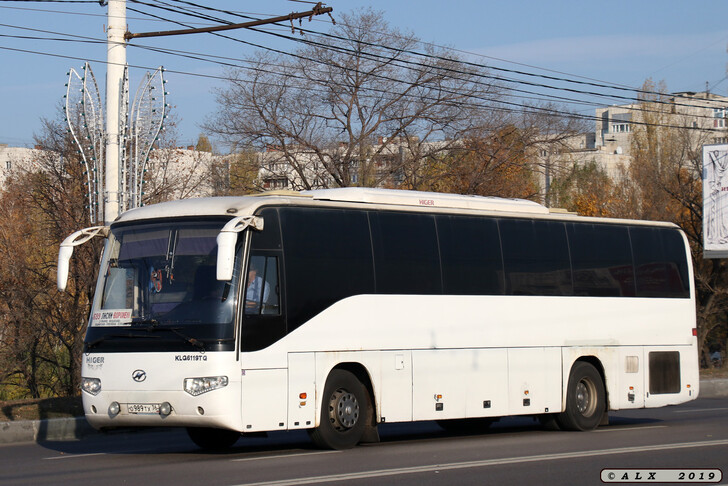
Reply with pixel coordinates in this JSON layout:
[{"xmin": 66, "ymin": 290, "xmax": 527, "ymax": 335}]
[{"xmin": 58, "ymin": 188, "xmax": 699, "ymax": 450}]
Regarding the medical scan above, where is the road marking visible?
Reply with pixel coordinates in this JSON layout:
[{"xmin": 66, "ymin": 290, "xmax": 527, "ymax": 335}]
[
  {"xmin": 231, "ymin": 439, "xmax": 728, "ymax": 486},
  {"xmin": 231, "ymin": 451, "xmax": 339, "ymax": 462},
  {"xmin": 673, "ymin": 407, "xmax": 728, "ymax": 414},
  {"xmin": 596, "ymin": 425, "xmax": 668, "ymax": 432},
  {"xmin": 45, "ymin": 452, "xmax": 107, "ymax": 460}
]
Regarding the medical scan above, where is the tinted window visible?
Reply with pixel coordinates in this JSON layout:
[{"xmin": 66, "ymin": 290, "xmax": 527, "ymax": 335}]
[
  {"xmin": 500, "ymin": 219, "xmax": 572, "ymax": 295},
  {"xmin": 567, "ymin": 223, "xmax": 635, "ymax": 297},
  {"xmin": 437, "ymin": 215, "xmax": 504, "ymax": 295},
  {"xmin": 251, "ymin": 207, "xmax": 281, "ymax": 250},
  {"xmin": 370, "ymin": 211, "xmax": 442, "ymax": 294},
  {"xmin": 245, "ymin": 255, "xmax": 280, "ymax": 315},
  {"xmin": 280, "ymin": 207, "xmax": 375, "ymax": 329},
  {"xmin": 630, "ymin": 227, "xmax": 690, "ymax": 298}
]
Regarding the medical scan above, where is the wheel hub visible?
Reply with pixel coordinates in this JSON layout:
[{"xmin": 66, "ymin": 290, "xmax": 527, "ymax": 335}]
[
  {"xmin": 575, "ymin": 379, "xmax": 596, "ymax": 416},
  {"xmin": 329, "ymin": 388, "xmax": 360, "ymax": 430}
]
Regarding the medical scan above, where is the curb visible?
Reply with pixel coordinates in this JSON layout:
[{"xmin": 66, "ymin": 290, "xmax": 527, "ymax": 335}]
[
  {"xmin": 2, "ymin": 379, "xmax": 728, "ymax": 445},
  {"xmin": 699, "ymin": 378, "xmax": 728, "ymax": 398},
  {"xmin": 0, "ymin": 416, "xmax": 96, "ymax": 444}
]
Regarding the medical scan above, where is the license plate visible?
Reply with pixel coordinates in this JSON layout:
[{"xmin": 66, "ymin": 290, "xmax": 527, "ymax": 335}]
[{"xmin": 127, "ymin": 403, "xmax": 160, "ymax": 414}]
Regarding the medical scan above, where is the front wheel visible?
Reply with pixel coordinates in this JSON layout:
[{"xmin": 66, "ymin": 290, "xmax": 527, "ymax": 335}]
[
  {"xmin": 309, "ymin": 369, "xmax": 372, "ymax": 450},
  {"xmin": 556, "ymin": 361, "xmax": 606, "ymax": 431}
]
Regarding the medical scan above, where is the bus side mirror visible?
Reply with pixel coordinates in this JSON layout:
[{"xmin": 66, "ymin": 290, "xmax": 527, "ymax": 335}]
[
  {"xmin": 216, "ymin": 216, "xmax": 264, "ymax": 281},
  {"xmin": 216, "ymin": 232, "xmax": 237, "ymax": 281},
  {"xmin": 57, "ymin": 245, "xmax": 74, "ymax": 291},
  {"xmin": 57, "ymin": 226, "xmax": 108, "ymax": 292}
]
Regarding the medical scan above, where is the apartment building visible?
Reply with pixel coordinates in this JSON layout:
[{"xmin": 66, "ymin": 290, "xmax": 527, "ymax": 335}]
[
  {"xmin": 0, "ymin": 143, "xmax": 221, "ymax": 200},
  {"xmin": 534, "ymin": 91, "xmax": 728, "ymax": 203}
]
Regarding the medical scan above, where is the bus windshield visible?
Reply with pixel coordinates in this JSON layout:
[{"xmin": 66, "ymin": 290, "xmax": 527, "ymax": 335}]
[{"xmin": 86, "ymin": 220, "xmax": 239, "ymax": 352}]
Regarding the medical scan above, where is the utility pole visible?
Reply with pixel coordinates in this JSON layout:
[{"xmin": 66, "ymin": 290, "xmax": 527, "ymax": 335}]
[
  {"xmin": 105, "ymin": 0, "xmax": 126, "ymax": 225},
  {"xmin": 91, "ymin": 1, "xmax": 333, "ymax": 225}
]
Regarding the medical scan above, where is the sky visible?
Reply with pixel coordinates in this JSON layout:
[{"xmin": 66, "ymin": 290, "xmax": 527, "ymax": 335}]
[{"xmin": 1, "ymin": 0, "xmax": 728, "ymax": 148}]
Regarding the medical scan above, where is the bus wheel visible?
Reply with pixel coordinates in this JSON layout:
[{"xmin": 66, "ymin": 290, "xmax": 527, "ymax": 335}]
[
  {"xmin": 309, "ymin": 369, "xmax": 370, "ymax": 450},
  {"xmin": 557, "ymin": 361, "xmax": 606, "ymax": 431},
  {"xmin": 186, "ymin": 427, "xmax": 241, "ymax": 450}
]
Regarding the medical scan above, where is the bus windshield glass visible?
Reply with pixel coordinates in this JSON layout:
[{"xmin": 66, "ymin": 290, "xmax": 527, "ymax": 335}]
[{"xmin": 86, "ymin": 220, "xmax": 239, "ymax": 351}]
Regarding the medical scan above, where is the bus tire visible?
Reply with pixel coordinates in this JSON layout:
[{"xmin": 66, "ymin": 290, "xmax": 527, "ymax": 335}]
[
  {"xmin": 309, "ymin": 369, "xmax": 370, "ymax": 450},
  {"xmin": 557, "ymin": 361, "xmax": 606, "ymax": 431},
  {"xmin": 186, "ymin": 427, "xmax": 241, "ymax": 450}
]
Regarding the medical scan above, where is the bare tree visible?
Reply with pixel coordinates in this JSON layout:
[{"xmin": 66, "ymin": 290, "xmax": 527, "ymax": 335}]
[
  {"xmin": 0, "ymin": 110, "xmax": 218, "ymax": 399},
  {"xmin": 206, "ymin": 9, "xmax": 499, "ymax": 190},
  {"xmin": 0, "ymin": 115, "xmax": 103, "ymax": 398}
]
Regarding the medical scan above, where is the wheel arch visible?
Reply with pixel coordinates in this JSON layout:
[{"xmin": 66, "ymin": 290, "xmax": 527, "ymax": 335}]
[
  {"xmin": 566, "ymin": 355, "xmax": 609, "ymax": 410},
  {"xmin": 326, "ymin": 362, "xmax": 378, "ymax": 422}
]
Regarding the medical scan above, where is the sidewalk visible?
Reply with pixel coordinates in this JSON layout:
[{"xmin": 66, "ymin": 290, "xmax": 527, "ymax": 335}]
[{"xmin": 2, "ymin": 379, "xmax": 727, "ymax": 445}]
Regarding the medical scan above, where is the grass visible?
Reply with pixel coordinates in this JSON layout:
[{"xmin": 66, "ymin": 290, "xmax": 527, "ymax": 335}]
[{"xmin": 0, "ymin": 366, "xmax": 726, "ymax": 422}]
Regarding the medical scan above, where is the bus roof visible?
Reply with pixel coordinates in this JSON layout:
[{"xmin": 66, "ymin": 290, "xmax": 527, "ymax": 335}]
[
  {"xmin": 115, "ymin": 188, "xmax": 547, "ymax": 222},
  {"xmin": 303, "ymin": 188, "xmax": 549, "ymax": 214},
  {"xmin": 113, "ymin": 188, "xmax": 676, "ymax": 229}
]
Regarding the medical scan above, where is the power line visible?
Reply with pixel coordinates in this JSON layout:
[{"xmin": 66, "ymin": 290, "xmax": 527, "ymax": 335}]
[
  {"xmin": 116, "ymin": 2, "xmax": 723, "ymax": 126},
  {"xmin": 3, "ymin": 17, "xmax": 724, "ymax": 129},
  {"xmin": 5, "ymin": 0, "xmax": 721, "ymax": 114},
  {"xmin": 0, "ymin": 0, "xmax": 99, "ymax": 3},
  {"xmin": 135, "ymin": 0, "xmax": 728, "ymax": 118},
  {"xmin": 163, "ymin": 0, "xmax": 718, "ymax": 109},
  {"xmin": 4, "ymin": 39, "xmax": 725, "ymax": 139},
  {"xmin": 0, "ymin": 3, "xmax": 217, "ymax": 24}
]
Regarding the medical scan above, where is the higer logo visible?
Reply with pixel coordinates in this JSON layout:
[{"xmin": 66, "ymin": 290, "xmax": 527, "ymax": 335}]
[{"xmin": 132, "ymin": 370, "xmax": 147, "ymax": 382}]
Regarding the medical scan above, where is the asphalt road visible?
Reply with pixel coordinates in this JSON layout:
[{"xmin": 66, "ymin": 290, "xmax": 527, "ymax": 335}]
[{"xmin": 1, "ymin": 397, "xmax": 727, "ymax": 486}]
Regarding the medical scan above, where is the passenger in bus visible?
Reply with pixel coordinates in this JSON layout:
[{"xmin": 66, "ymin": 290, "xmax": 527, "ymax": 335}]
[{"xmin": 245, "ymin": 264, "xmax": 270, "ymax": 314}]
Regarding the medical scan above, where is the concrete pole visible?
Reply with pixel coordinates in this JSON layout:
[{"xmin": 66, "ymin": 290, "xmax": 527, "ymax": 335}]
[{"xmin": 105, "ymin": 0, "xmax": 126, "ymax": 224}]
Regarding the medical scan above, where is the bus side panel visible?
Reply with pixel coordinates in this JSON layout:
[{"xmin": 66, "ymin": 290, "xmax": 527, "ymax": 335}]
[
  {"xmin": 615, "ymin": 346, "xmax": 646, "ymax": 410},
  {"xmin": 412, "ymin": 349, "xmax": 509, "ymax": 421},
  {"xmin": 288, "ymin": 353, "xmax": 316, "ymax": 429},
  {"xmin": 507, "ymin": 347, "xmax": 562, "ymax": 416},
  {"xmin": 241, "ymin": 368, "xmax": 287, "ymax": 433},
  {"xmin": 377, "ymin": 351, "xmax": 413, "ymax": 423}
]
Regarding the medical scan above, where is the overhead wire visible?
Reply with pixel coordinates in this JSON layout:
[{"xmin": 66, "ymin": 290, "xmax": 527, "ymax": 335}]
[
  {"xmin": 3, "ymin": 29, "xmax": 723, "ymax": 138},
  {"xmin": 142, "ymin": 0, "xmax": 728, "ymax": 128},
  {"xmin": 5, "ymin": 0, "xmax": 721, "ymax": 117},
  {"xmin": 163, "ymin": 0, "xmax": 724, "ymax": 110},
  {"xmin": 120, "ymin": 0, "xmax": 722, "ymax": 129},
  {"xmin": 0, "ymin": 25, "xmax": 722, "ymax": 136},
  {"xmin": 2, "ymin": 5, "xmax": 726, "ymax": 135}
]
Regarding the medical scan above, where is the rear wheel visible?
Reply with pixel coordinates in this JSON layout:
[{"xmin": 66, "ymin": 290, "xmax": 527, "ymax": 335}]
[
  {"xmin": 309, "ymin": 369, "xmax": 371, "ymax": 450},
  {"xmin": 186, "ymin": 427, "xmax": 241, "ymax": 450},
  {"xmin": 556, "ymin": 361, "xmax": 606, "ymax": 431}
]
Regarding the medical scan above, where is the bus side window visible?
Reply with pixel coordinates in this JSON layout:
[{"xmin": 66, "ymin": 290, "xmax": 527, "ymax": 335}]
[
  {"xmin": 567, "ymin": 223, "xmax": 635, "ymax": 297},
  {"xmin": 245, "ymin": 255, "xmax": 280, "ymax": 315},
  {"xmin": 500, "ymin": 219, "xmax": 572, "ymax": 296},
  {"xmin": 630, "ymin": 227, "xmax": 690, "ymax": 298}
]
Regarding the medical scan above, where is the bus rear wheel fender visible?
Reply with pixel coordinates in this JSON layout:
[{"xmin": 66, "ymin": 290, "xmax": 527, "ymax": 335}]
[
  {"xmin": 557, "ymin": 361, "xmax": 606, "ymax": 431},
  {"xmin": 309, "ymin": 368, "xmax": 373, "ymax": 449}
]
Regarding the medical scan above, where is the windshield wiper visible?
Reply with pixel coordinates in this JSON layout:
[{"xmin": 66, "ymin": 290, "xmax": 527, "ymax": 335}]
[
  {"xmin": 133, "ymin": 319, "xmax": 206, "ymax": 351},
  {"xmin": 85, "ymin": 333, "xmax": 161, "ymax": 350}
]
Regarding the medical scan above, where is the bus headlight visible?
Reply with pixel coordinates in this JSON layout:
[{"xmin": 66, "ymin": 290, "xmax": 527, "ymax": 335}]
[
  {"xmin": 82, "ymin": 377, "xmax": 102, "ymax": 395},
  {"xmin": 184, "ymin": 376, "xmax": 228, "ymax": 396}
]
